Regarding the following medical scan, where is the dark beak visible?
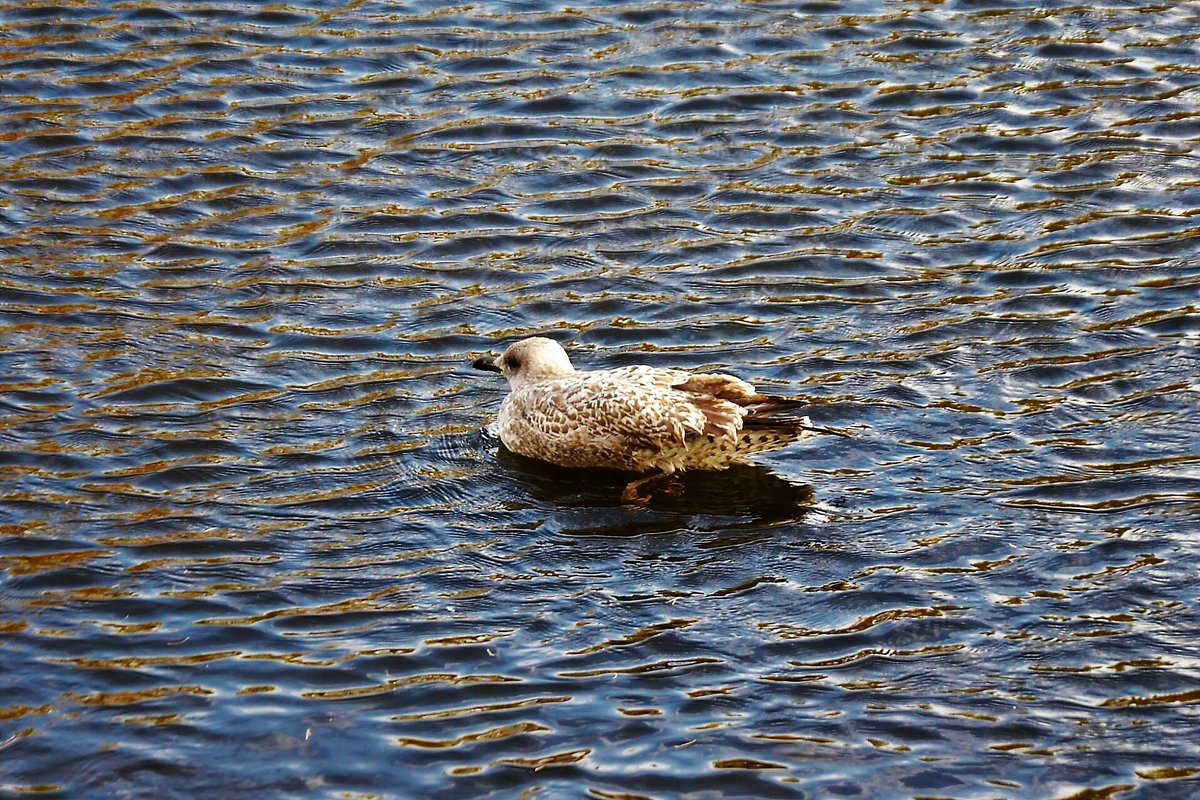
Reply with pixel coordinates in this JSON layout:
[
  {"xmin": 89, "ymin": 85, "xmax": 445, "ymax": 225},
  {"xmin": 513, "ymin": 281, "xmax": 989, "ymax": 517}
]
[{"xmin": 472, "ymin": 356, "xmax": 501, "ymax": 374}]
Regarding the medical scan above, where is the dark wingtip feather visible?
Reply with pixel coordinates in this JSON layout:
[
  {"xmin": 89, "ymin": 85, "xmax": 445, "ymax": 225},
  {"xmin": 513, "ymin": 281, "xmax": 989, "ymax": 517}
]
[
  {"xmin": 740, "ymin": 395, "xmax": 815, "ymax": 425},
  {"xmin": 741, "ymin": 396, "xmax": 853, "ymax": 438}
]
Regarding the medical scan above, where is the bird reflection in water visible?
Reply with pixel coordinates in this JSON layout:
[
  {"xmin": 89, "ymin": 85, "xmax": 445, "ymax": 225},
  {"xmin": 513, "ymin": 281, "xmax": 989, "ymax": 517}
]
[{"xmin": 495, "ymin": 447, "xmax": 817, "ymax": 533}]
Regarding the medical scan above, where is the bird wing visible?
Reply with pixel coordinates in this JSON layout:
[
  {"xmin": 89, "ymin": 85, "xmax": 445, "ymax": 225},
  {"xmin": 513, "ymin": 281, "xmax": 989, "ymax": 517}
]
[
  {"xmin": 496, "ymin": 366, "xmax": 770, "ymax": 471},
  {"xmin": 561, "ymin": 367, "xmax": 755, "ymax": 446}
]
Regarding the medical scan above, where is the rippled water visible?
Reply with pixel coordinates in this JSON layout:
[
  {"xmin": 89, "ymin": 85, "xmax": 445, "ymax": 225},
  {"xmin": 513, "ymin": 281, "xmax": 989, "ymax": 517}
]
[{"xmin": 3, "ymin": 1, "xmax": 1200, "ymax": 797}]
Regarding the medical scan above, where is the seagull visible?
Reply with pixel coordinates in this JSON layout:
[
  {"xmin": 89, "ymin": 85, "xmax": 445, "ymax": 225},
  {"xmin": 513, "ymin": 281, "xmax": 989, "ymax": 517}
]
[{"xmin": 473, "ymin": 337, "xmax": 847, "ymax": 501}]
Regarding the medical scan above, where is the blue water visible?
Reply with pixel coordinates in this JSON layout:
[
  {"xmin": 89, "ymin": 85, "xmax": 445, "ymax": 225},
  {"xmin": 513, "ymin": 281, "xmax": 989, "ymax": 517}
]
[{"xmin": 2, "ymin": 1, "xmax": 1199, "ymax": 797}]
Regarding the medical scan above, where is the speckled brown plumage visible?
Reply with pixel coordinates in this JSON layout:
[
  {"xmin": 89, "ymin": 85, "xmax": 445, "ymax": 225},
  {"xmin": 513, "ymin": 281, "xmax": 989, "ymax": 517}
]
[{"xmin": 473, "ymin": 337, "xmax": 823, "ymax": 478}]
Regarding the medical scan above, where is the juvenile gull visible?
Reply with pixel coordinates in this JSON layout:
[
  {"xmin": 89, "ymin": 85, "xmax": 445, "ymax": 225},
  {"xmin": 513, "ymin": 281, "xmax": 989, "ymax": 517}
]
[{"xmin": 473, "ymin": 337, "xmax": 845, "ymax": 501}]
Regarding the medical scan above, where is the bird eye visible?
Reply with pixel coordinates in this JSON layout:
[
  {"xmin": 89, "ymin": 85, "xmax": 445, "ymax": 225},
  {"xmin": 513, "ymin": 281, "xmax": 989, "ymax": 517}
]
[{"xmin": 506, "ymin": 356, "xmax": 521, "ymax": 371}]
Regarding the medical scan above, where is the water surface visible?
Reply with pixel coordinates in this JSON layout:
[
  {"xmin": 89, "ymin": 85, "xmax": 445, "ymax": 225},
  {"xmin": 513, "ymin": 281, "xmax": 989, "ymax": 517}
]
[{"xmin": 2, "ymin": 1, "xmax": 1200, "ymax": 798}]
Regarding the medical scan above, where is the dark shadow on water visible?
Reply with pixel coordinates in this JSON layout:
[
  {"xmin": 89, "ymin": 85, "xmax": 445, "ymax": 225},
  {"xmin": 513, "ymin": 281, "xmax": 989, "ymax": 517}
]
[{"xmin": 494, "ymin": 447, "xmax": 817, "ymax": 536}]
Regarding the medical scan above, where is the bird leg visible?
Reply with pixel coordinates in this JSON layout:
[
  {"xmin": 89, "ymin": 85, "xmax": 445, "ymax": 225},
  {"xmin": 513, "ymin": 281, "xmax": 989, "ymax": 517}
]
[{"xmin": 621, "ymin": 466, "xmax": 682, "ymax": 504}]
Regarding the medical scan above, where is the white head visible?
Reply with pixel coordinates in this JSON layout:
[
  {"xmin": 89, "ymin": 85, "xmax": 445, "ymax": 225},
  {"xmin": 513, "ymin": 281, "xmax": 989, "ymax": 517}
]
[{"xmin": 473, "ymin": 337, "xmax": 576, "ymax": 385}]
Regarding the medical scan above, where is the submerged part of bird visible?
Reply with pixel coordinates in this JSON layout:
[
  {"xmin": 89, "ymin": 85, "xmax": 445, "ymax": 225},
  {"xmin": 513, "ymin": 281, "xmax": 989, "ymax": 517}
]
[{"xmin": 472, "ymin": 337, "xmax": 848, "ymax": 503}]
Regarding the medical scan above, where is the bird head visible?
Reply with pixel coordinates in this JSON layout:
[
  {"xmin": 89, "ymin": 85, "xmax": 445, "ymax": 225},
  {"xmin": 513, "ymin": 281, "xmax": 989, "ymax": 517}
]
[{"xmin": 472, "ymin": 337, "xmax": 577, "ymax": 385}]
